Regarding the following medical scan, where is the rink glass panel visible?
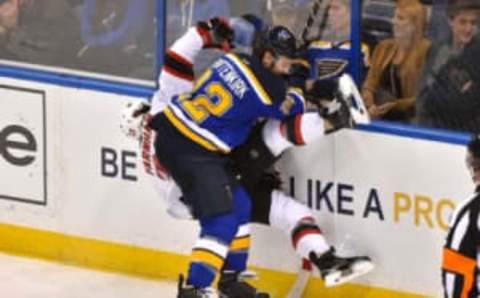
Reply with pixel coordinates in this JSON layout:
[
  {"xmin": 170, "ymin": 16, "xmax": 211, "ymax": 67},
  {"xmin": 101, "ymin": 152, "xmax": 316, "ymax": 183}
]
[{"xmin": 0, "ymin": 0, "xmax": 157, "ymax": 82}]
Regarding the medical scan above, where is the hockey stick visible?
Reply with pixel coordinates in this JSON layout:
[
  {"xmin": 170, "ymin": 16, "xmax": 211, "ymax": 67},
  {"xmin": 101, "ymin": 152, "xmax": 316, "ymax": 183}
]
[
  {"xmin": 301, "ymin": 0, "xmax": 323, "ymax": 44},
  {"xmin": 300, "ymin": 0, "xmax": 330, "ymax": 48},
  {"xmin": 181, "ymin": 0, "xmax": 195, "ymax": 28},
  {"xmin": 287, "ymin": 259, "xmax": 312, "ymax": 298},
  {"xmin": 286, "ymin": 3, "xmax": 328, "ymax": 295}
]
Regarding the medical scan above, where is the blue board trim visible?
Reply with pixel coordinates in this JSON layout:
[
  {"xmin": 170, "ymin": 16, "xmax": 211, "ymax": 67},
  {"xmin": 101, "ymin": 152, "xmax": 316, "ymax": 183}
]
[
  {"xmin": 0, "ymin": 64, "xmax": 155, "ymax": 98},
  {"xmin": 357, "ymin": 120, "xmax": 472, "ymax": 145}
]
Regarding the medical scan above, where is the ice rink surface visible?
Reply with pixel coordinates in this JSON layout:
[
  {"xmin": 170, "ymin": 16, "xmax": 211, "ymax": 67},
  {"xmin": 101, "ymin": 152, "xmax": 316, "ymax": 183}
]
[{"xmin": 0, "ymin": 253, "xmax": 178, "ymax": 298}]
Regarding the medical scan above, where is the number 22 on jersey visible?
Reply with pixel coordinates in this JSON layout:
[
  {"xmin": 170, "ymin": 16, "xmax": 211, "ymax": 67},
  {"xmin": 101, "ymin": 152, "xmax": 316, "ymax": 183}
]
[{"xmin": 179, "ymin": 69, "xmax": 233, "ymax": 123}]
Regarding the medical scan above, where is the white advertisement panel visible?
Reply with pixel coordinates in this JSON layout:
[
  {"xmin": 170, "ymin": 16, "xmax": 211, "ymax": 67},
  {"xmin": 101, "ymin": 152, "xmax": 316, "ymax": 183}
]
[
  {"xmin": 0, "ymin": 76, "xmax": 474, "ymax": 296},
  {"xmin": 0, "ymin": 85, "xmax": 46, "ymax": 205},
  {"xmin": 278, "ymin": 129, "xmax": 472, "ymax": 297}
]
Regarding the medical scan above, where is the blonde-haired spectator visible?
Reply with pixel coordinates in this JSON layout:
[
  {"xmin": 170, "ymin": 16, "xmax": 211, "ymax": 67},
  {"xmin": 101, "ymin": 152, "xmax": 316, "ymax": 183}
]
[{"xmin": 362, "ymin": 0, "xmax": 430, "ymax": 123}]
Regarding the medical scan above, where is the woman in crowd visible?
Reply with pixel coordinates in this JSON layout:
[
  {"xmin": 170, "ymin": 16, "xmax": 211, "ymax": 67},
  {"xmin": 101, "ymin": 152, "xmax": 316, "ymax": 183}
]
[{"xmin": 362, "ymin": 0, "xmax": 430, "ymax": 123}]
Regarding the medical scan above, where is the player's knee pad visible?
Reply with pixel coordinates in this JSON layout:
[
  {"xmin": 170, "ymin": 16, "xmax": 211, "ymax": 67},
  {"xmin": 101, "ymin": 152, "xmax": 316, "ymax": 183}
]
[{"xmin": 269, "ymin": 190, "xmax": 316, "ymax": 235}]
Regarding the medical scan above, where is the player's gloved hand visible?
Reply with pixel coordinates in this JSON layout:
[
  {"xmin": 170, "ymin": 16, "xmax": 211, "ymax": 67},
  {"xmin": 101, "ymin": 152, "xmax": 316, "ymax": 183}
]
[
  {"xmin": 120, "ymin": 100, "xmax": 151, "ymax": 141},
  {"xmin": 306, "ymin": 78, "xmax": 338, "ymax": 105},
  {"xmin": 287, "ymin": 60, "xmax": 310, "ymax": 91},
  {"xmin": 197, "ymin": 17, "xmax": 234, "ymax": 52}
]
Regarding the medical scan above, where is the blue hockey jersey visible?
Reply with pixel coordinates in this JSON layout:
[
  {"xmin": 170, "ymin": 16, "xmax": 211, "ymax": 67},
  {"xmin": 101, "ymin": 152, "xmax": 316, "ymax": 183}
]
[
  {"xmin": 164, "ymin": 53, "xmax": 305, "ymax": 153},
  {"xmin": 307, "ymin": 40, "xmax": 370, "ymax": 84}
]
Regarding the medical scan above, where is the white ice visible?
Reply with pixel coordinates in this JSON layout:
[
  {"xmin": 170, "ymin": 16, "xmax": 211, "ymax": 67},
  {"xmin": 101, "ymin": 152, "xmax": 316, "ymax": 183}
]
[{"xmin": 0, "ymin": 252, "xmax": 178, "ymax": 298}]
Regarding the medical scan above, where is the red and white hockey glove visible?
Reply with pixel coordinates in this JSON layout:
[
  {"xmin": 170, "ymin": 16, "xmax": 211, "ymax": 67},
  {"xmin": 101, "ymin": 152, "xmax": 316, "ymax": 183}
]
[{"xmin": 196, "ymin": 17, "xmax": 234, "ymax": 52}]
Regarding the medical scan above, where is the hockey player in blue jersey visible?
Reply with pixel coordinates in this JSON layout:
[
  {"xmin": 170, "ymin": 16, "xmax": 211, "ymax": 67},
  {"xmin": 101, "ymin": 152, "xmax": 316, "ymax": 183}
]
[
  {"xmin": 147, "ymin": 19, "xmax": 307, "ymax": 297},
  {"xmin": 119, "ymin": 16, "xmax": 373, "ymax": 297},
  {"xmin": 119, "ymin": 15, "xmax": 374, "ymax": 297}
]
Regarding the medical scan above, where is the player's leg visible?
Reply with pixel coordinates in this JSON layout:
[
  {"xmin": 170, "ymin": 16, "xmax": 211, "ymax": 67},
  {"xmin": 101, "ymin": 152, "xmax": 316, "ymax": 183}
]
[
  {"xmin": 151, "ymin": 114, "xmax": 264, "ymax": 296},
  {"xmin": 141, "ymin": 115, "xmax": 193, "ymax": 219},
  {"xmin": 268, "ymin": 190, "xmax": 374, "ymax": 287},
  {"xmin": 217, "ymin": 187, "xmax": 270, "ymax": 298}
]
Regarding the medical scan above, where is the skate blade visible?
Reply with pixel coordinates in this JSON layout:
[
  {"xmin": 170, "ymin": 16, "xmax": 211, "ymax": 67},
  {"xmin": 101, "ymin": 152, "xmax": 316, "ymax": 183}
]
[{"xmin": 324, "ymin": 260, "xmax": 375, "ymax": 288}]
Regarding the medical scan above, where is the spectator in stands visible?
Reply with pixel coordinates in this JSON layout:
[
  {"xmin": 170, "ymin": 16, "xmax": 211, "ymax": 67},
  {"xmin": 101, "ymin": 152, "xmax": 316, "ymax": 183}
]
[
  {"xmin": 77, "ymin": 0, "xmax": 156, "ymax": 79},
  {"xmin": 362, "ymin": 0, "xmax": 430, "ymax": 123},
  {"xmin": 415, "ymin": 0, "xmax": 480, "ymax": 132},
  {"xmin": 306, "ymin": 0, "xmax": 371, "ymax": 85},
  {"xmin": 0, "ymin": 0, "xmax": 81, "ymax": 68},
  {"xmin": 271, "ymin": 2, "xmax": 298, "ymax": 34}
]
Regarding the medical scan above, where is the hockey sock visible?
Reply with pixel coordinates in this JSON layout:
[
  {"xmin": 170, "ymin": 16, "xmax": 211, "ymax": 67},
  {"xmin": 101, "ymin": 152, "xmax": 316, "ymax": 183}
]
[
  {"xmin": 188, "ymin": 186, "xmax": 251, "ymax": 288},
  {"xmin": 269, "ymin": 190, "xmax": 330, "ymax": 259},
  {"xmin": 223, "ymin": 223, "xmax": 250, "ymax": 272},
  {"xmin": 223, "ymin": 187, "xmax": 252, "ymax": 273},
  {"xmin": 291, "ymin": 216, "xmax": 330, "ymax": 259}
]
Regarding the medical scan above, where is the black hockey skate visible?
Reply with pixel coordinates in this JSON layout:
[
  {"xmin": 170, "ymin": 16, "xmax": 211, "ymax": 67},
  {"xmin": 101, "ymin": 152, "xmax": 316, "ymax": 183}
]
[
  {"xmin": 309, "ymin": 248, "xmax": 374, "ymax": 287},
  {"xmin": 218, "ymin": 271, "xmax": 270, "ymax": 298},
  {"xmin": 177, "ymin": 274, "xmax": 218, "ymax": 298}
]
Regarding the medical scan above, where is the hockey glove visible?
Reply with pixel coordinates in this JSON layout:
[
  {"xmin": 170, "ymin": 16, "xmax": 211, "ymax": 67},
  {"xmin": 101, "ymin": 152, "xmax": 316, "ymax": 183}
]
[
  {"xmin": 287, "ymin": 60, "xmax": 310, "ymax": 92},
  {"xmin": 197, "ymin": 17, "xmax": 234, "ymax": 52},
  {"xmin": 306, "ymin": 78, "xmax": 338, "ymax": 105}
]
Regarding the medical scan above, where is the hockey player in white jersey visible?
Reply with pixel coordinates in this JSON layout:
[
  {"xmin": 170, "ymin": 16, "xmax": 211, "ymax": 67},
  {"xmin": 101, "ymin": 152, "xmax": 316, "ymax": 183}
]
[{"xmin": 122, "ymin": 17, "xmax": 373, "ymax": 298}]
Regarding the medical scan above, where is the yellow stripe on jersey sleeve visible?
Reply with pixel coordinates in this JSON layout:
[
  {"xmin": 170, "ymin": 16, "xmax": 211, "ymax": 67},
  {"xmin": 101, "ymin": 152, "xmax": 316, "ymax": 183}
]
[{"xmin": 227, "ymin": 54, "xmax": 273, "ymax": 105}]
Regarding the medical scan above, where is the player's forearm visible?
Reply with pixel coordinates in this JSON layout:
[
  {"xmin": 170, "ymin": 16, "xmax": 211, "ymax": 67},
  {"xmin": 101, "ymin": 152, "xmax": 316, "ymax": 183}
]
[
  {"xmin": 262, "ymin": 112, "xmax": 326, "ymax": 157},
  {"xmin": 168, "ymin": 27, "xmax": 205, "ymax": 65},
  {"xmin": 159, "ymin": 27, "xmax": 204, "ymax": 84}
]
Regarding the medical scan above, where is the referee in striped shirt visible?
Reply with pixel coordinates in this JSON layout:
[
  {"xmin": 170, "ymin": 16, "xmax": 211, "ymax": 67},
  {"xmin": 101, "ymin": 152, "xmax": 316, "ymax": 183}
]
[{"xmin": 442, "ymin": 134, "xmax": 480, "ymax": 298}]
